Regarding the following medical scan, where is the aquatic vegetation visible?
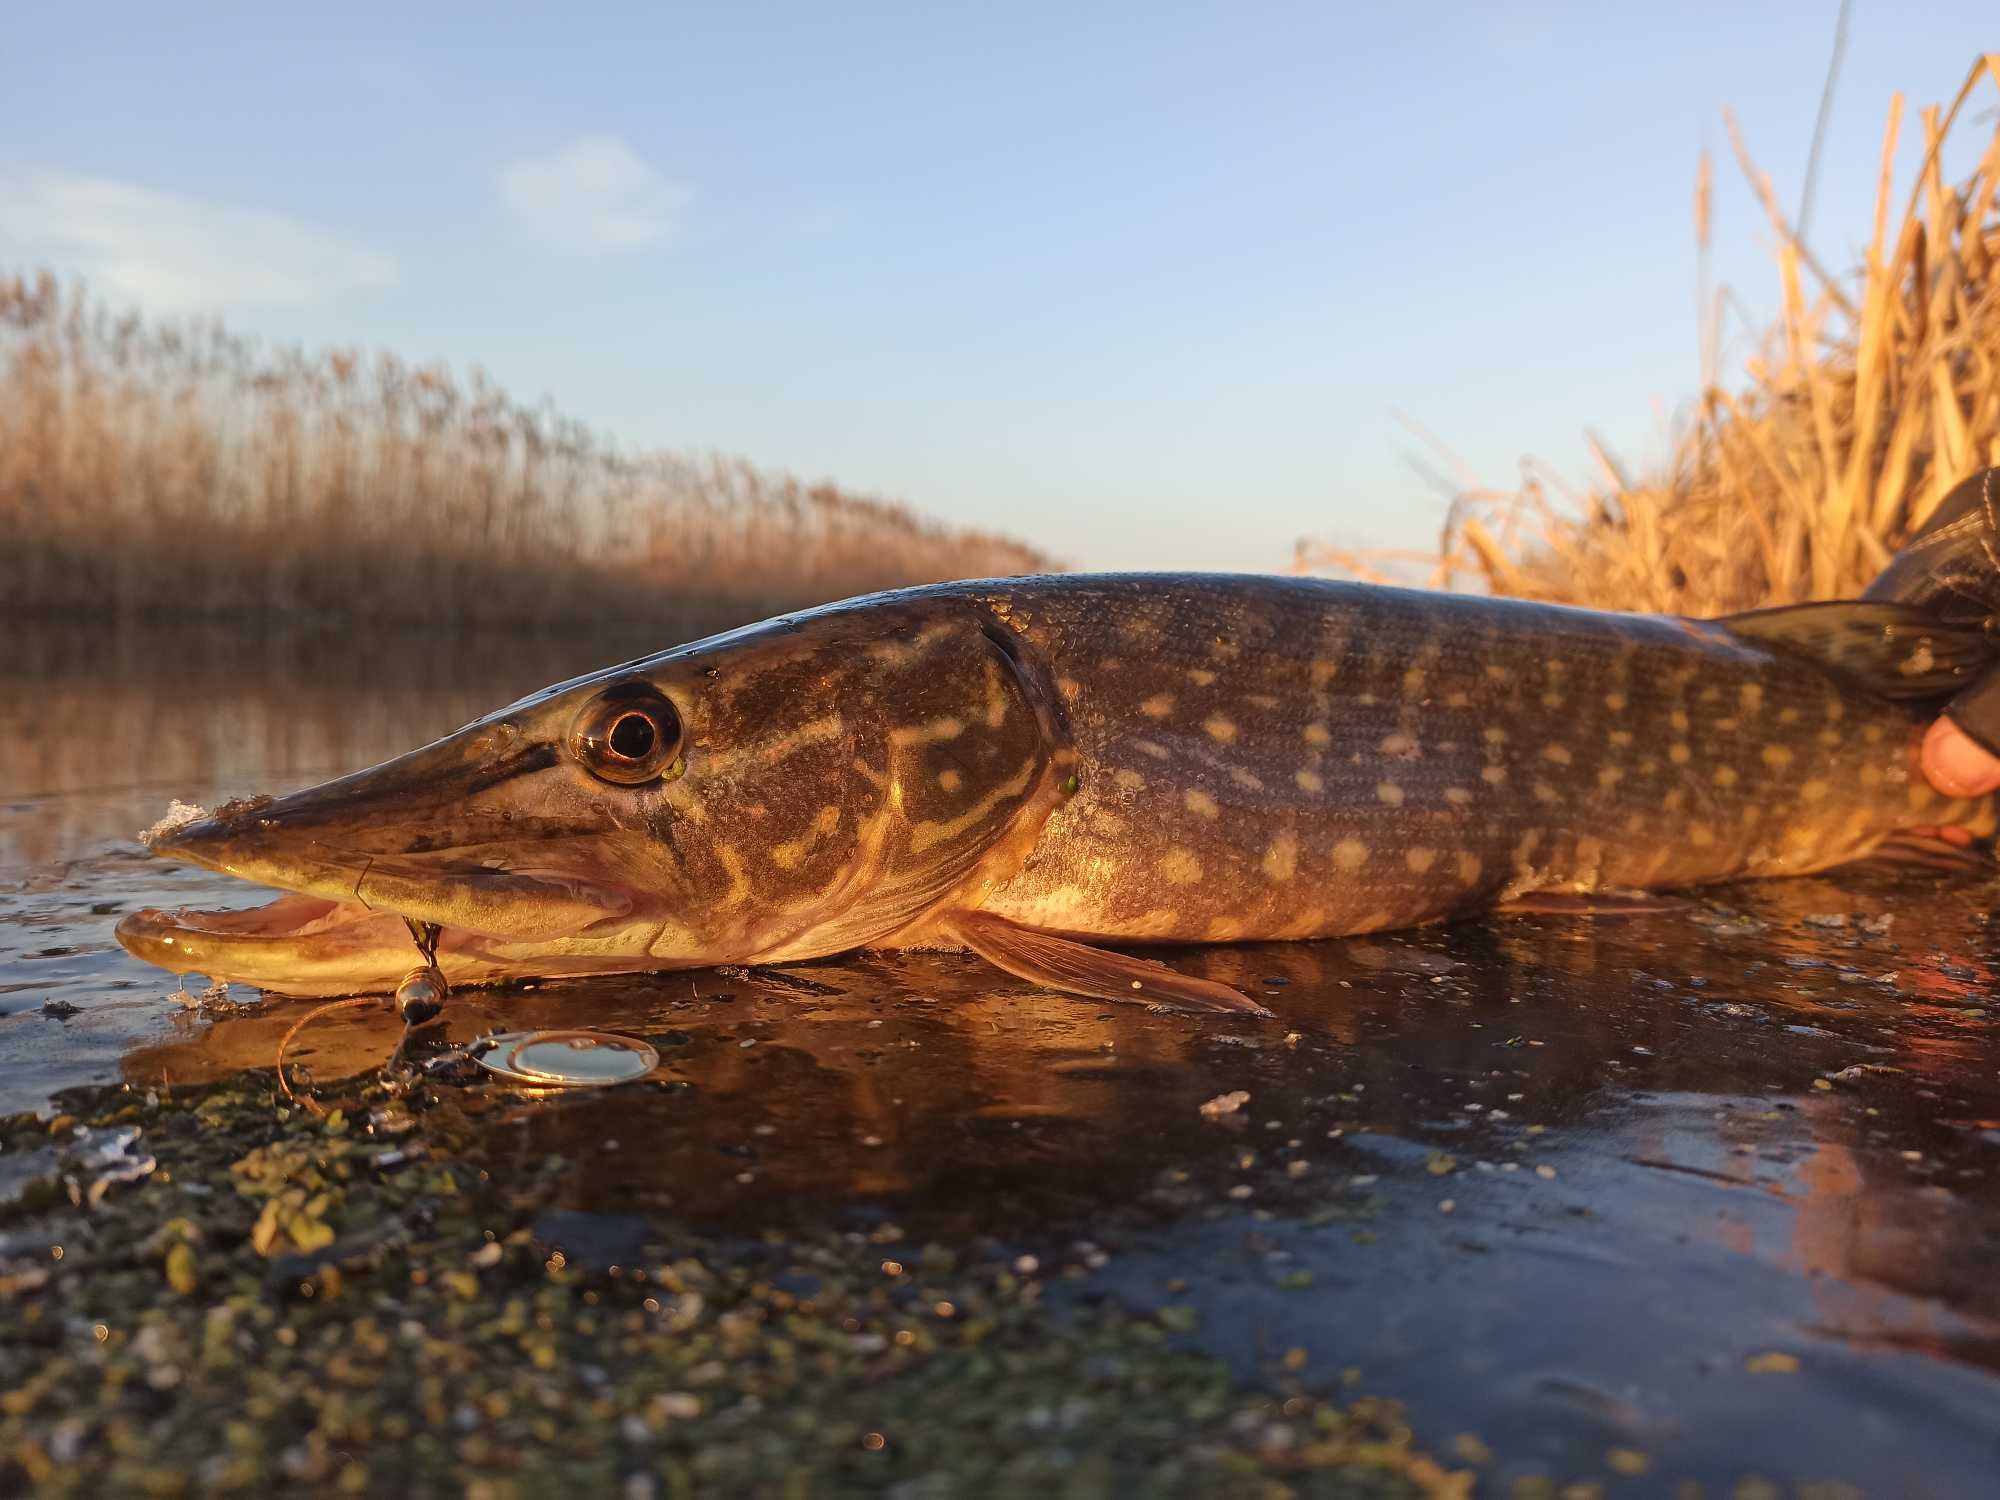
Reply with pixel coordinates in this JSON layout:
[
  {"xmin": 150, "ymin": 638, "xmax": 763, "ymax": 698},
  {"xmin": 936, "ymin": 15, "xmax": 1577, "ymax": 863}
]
[
  {"xmin": 0, "ymin": 1076, "xmax": 1467, "ymax": 1498},
  {"xmin": 1301, "ymin": 58, "xmax": 2000, "ymax": 614},
  {"xmin": 0, "ymin": 274, "xmax": 1051, "ymax": 626}
]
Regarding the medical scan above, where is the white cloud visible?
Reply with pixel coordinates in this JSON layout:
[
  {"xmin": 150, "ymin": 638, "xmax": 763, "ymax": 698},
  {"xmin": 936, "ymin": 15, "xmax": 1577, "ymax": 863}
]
[
  {"xmin": 497, "ymin": 134, "xmax": 683, "ymax": 253},
  {"xmin": 0, "ymin": 167, "xmax": 396, "ymax": 312}
]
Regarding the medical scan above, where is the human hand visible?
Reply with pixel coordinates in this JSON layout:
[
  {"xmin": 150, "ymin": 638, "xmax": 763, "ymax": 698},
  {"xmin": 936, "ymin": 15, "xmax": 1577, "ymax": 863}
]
[{"xmin": 1922, "ymin": 712, "xmax": 2000, "ymax": 798}]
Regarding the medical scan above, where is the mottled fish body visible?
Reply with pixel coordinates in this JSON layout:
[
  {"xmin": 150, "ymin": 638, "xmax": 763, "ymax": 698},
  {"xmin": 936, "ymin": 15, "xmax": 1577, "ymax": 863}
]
[
  {"xmin": 119, "ymin": 573, "xmax": 1998, "ymax": 1012},
  {"xmin": 959, "ymin": 576, "xmax": 1995, "ymax": 943}
]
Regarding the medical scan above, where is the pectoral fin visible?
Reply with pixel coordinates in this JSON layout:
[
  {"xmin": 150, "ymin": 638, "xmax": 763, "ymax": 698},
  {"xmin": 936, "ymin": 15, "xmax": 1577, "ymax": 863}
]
[{"xmin": 942, "ymin": 910, "xmax": 1272, "ymax": 1017}]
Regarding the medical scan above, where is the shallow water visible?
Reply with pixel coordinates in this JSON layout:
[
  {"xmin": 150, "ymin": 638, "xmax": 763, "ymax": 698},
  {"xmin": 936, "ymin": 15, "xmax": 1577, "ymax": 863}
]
[{"xmin": 6, "ymin": 624, "xmax": 2000, "ymax": 1493}]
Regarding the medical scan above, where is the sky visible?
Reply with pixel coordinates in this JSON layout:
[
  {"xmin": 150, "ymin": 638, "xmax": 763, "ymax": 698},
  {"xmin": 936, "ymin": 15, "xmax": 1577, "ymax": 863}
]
[{"xmin": 3, "ymin": 3, "xmax": 1995, "ymax": 573}]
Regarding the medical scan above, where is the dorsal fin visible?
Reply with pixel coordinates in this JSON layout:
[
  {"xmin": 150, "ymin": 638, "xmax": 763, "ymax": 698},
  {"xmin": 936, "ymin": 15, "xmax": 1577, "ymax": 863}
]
[{"xmin": 1717, "ymin": 601, "xmax": 1996, "ymax": 703}]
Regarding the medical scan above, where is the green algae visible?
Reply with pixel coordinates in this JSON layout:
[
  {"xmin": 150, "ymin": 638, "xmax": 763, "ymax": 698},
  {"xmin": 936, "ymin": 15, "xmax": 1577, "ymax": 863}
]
[{"xmin": 0, "ymin": 1075, "xmax": 1471, "ymax": 1499}]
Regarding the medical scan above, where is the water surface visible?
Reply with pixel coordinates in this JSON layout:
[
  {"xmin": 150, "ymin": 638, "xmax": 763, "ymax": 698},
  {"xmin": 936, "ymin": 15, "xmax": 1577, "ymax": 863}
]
[{"xmin": 5, "ymin": 622, "xmax": 2000, "ymax": 1494}]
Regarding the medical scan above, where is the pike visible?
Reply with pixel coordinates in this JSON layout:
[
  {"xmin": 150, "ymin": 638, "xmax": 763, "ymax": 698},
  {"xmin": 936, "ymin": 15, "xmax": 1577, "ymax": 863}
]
[{"xmin": 119, "ymin": 571, "xmax": 2000, "ymax": 1016}]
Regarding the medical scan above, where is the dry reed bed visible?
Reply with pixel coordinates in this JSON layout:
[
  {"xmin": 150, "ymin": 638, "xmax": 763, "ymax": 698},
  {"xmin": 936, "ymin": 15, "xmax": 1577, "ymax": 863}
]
[
  {"xmin": 0, "ymin": 273, "xmax": 1051, "ymax": 627},
  {"xmin": 1300, "ymin": 56, "xmax": 2000, "ymax": 616}
]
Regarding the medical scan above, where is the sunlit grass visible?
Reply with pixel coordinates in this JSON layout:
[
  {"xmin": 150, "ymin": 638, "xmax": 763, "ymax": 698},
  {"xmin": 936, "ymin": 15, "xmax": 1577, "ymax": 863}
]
[
  {"xmin": 1299, "ymin": 56, "xmax": 2000, "ymax": 615},
  {"xmin": 0, "ymin": 274, "xmax": 1052, "ymax": 626}
]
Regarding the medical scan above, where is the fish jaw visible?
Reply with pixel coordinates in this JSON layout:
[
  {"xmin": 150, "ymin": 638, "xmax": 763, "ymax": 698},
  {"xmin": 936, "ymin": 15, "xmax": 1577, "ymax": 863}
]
[
  {"xmin": 117, "ymin": 712, "xmax": 682, "ymax": 993},
  {"xmin": 113, "ymin": 891, "xmax": 695, "ymax": 998},
  {"xmin": 117, "ymin": 895, "xmax": 455, "ymax": 997}
]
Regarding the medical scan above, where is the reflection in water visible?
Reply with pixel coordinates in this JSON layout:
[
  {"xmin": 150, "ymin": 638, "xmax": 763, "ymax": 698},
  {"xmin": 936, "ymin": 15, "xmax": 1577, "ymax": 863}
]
[{"xmin": 7, "ymin": 622, "xmax": 2000, "ymax": 1490}]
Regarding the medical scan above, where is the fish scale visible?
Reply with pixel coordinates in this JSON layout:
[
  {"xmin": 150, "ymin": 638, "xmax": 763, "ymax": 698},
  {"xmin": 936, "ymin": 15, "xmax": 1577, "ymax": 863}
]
[{"xmin": 973, "ymin": 576, "xmax": 1990, "ymax": 940}]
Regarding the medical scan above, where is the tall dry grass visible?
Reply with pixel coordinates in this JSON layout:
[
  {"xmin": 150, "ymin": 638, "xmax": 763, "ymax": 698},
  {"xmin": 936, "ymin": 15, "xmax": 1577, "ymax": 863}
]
[
  {"xmin": 0, "ymin": 273, "xmax": 1051, "ymax": 628},
  {"xmin": 1299, "ymin": 56, "xmax": 2000, "ymax": 616}
]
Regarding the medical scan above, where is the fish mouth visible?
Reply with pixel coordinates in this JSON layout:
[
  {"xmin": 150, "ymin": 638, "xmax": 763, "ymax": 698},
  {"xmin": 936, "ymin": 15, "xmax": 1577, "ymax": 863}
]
[
  {"xmin": 114, "ymin": 729, "xmax": 662, "ymax": 996},
  {"xmin": 116, "ymin": 862, "xmax": 655, "ymax": 998},
  {"xmin": 116, "ymin": 894, "xmax": 454, "ymax": 998}
]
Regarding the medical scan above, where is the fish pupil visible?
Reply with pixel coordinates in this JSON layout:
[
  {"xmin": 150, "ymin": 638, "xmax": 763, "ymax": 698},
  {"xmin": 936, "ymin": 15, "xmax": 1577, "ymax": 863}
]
[{"xmin": 608, "ymin": 713, "xmax": 656, "ymax": 760}]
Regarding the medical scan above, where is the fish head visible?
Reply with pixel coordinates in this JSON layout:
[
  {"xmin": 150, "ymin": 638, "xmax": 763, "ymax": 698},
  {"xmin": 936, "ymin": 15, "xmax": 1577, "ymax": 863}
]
[{"xmin": 117, "ymin": 598, "xmax": 1066, "ymax": 995}]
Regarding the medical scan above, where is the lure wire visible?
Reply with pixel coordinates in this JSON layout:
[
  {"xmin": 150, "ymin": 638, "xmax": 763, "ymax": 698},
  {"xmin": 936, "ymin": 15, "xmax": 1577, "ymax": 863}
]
[{"xmin": 274, "ymin": 996, "xmax": 378, "ymax": 1114}]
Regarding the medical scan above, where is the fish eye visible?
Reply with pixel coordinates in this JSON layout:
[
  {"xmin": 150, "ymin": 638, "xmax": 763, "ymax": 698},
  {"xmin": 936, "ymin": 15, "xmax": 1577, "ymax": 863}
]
[{"xmin": 571, "ymin": 687, "xmax": 684, "ymax": 785}]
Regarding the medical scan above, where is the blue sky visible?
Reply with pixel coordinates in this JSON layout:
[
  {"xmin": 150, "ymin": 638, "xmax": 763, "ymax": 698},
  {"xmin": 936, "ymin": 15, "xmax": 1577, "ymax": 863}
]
[{"xmin": 4, "ymin": 3, "xmax": 1993, "ymax": 572}]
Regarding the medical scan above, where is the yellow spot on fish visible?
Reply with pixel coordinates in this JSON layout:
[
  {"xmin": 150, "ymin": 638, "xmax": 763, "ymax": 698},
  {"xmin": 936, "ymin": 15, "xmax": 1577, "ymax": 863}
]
[
  {"xmin": 1204, "ymin": 715, "xmax": 1239, "ymax": 743},
  {"xmin": 715, "ymin": 844, "xmax": 754, "ymax": 910},
  {"xmin": 1445, "ymin": 690, "xmax": 1471, "ymax": 709},
  {"xmin": 1689, "ymin": 823, "xmax": 1715, "ymax": 848},
  {"xmin": 1485, "ymin": 665, "xmax": 1511, "ymax": 683},
  {"xmin": 1229, "ymin": 766, "xmax": 1265, "ymax": 791},
  {"xmin": 1608, "ymin": 729, "xmax": 1634, "ymax": 747},
  {"xmin": 1309, "ymin": 659, "xmax": 1337, "ymax": 688},
  {"xmin": 1512, "ymin": 829, "xmax": 1543, "ymax": 864},
  {"xmin": 1532, "ymin": 781, "xmax": 1558, "ymax": 803},
  {"xmin": 1247, "ymin": 693, "xmax": 1280, "ymax": 710},
  {"xmin": 1136, "ymin": 740, "xmax": 1171, "ymax": 761},
  {"xmin": 769, "ymin": 806, "xmax": 843, "ymax": 870},
  {"xmin": 1056, "ymin": 678, "xmax": 1082, "ymax": 701},
  {"xmin": 1670, "ymin": 710, "xmax": 1690, "ymax": 732},
  {"xmin": 1376, "ymin": 782, "xmax": 1405, "ymax": 807},
  {"xmin": 1113, "ymin": 768, "xmax": 1146, "ymax": 791},
  {"xmin": 1542, "ymin": 744, "xmax": 1572, "ymax": 765},
  {"xmin": 1205, "ymin": 917, "xmax": 1246, "ymax": 941},
  {"xmin": 1663, "ymin": 789, "xmax": 1686, "ymax": 813},
  {"xmin": 1598, "ymin": 766, "xmax": 1624, "ymax": 789},
  {"xmin": 1406, "ymin": 847, "xmax": 1436, "ymax": 873},
  {"xmin": 1303, "ymin": 722, "xmax": 1332, "ymax": 747},
  {"xmin": 1481, "ymin": 766, "xmax": 1507, "ymax": 785},
  {"xmin": 889, "ymin": 714, "xmax": 966, "ymax": 747},
  {"xmin": 1669, "ymin": 743, "xmax": 1691, "ymax": 764},
  {"xmin": 938, "ymin": 769, "xmax": 963, "ymax": 792},
  {"xmin": 1295, "ymin": 768, "xmax": 1325, "ymax": 793},
  {"xmin": 1159, "ymin": 848, "xmax": 1203, "ymax": 885},
  {"xmin": 1778, "ymin": 706, "xmax": 1800, "ymax": 725},
  {"xmin": 1713, "ymin": 766, "xmax": 1738, "ymax": 788},
  {"xmin": 1404, "ymin": 668, "xmax": 1428, "ymax": 692},
  {"xmin": 1541, "ymin": 691, "xmax": 1563, "ymax": 709},
  {"xmin": 1183, "ymin": 789, "xmax": 1220, "ymax": 819},
  {"xmin": 1861, "ymin": 724, "xmax": 1882, "ymax": 744},
  {"xmin": 1456, "ymin": 850, "xmax": 1482, "ymax": 883},
  {"xmin": 1740, "ymin": 683, "xmax": 1764, "ymax": 711},
  {"xmin": 1483, "ymin": 726, "xmax": 1507, "ymax": 745},
  {"xmin": 1713, "ymin": 717, "xmax": 1739, "ymax": 733},
  {"xmin": 1604, "ymin": 692, "xmax": 1628, "ymax": 712},
  {"xmin": 1859, "ymin": 765, "xmax": 1882, "ymax": 788},
  {"xmin": 983, "ymin": 664, "xmax": 1012, "ymax": 728},
  {"xmin": 907, "ymin": 762, "xmax": 1036, "ymax": 854},
  {"xmin": 1187, "ymin": 668, "xmax": 1218, "ymax": 687},
  {"xmin": 1380, "ymin": 732, "xmax": 1417, "ymax": 756},
  {"xmin": 1444, "ymin": 786, "xmax": 1473, "ymax": 805},
  {"xmin": 1761, "ymin": 745, "xmax": 1794, "ymax": 770},
  {"xmin": 1140, "ymin": 693, "xmax": 1175, "ymax": 719},
  {"xmin": 1801, "ymin": 779, "xmax": 1830, "ymax": 804},
  {"xmin": 1333, "ymin": 838, "xmax": 1369, "ymax": 871},
  {"xmin": 1262, "ymin": 833, "xmax": 1298, "ymax": 882},
  {"xmin": 1817, "ymin": 729, "xmax": 1841, "ymax": 749}
]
